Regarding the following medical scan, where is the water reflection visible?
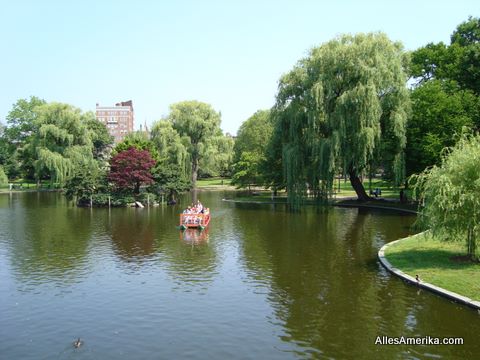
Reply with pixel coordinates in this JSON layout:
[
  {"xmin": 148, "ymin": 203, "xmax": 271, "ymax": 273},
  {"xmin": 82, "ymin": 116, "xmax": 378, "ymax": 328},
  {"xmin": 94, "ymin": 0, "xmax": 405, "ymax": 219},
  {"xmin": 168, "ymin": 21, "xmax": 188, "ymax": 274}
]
[
  {"xmin": 180, "ymin": 228, "xmax": 209, "ymax": 245},
  {"xmin": 1, "ymin": 192, "xmax": 479, "ymax": 360},
  {"xmin": 233, "ymin": 204, "xmax": 453, "ymax": 358},
  {"xmin": 161, "ymin": 226, "xmax": 218, "ymax": 289},
  {"xmin": 107, "ymin": 208, "xmax": 156, "ymax": 261},
  {"xmin": 2, "ymin": 193, "xmax": 92, "ymax": 287}
]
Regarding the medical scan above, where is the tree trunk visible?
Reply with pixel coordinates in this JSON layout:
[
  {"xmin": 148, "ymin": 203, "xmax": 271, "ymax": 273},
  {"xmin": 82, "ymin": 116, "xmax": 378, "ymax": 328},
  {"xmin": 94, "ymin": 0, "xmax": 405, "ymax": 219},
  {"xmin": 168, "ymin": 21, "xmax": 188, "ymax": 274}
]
[
  {"xmin": 191, "ymin": 158, "xmax": 199, "ymax": 188},
  {"xmin": 467, "ymin": 227, "xmax": 477, "ymax": 260},
  {"xmin": 349, "ymin": 170, "xmax": 371, "ymax": 201},
  {"xmin": 168, "ymin": 191, "xmax": 176, "ymax": 204},
  {"xmin": 192, "ymin": 188, "xmax": 198, "ymax": 203}
]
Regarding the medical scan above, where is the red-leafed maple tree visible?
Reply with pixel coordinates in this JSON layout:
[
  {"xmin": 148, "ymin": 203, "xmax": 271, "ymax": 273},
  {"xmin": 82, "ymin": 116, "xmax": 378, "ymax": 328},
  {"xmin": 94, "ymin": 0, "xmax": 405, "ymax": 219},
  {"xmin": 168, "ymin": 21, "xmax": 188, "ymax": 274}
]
[{"xmin": 108, "ymin": 147, "xmax": 156, "ymax": 195}]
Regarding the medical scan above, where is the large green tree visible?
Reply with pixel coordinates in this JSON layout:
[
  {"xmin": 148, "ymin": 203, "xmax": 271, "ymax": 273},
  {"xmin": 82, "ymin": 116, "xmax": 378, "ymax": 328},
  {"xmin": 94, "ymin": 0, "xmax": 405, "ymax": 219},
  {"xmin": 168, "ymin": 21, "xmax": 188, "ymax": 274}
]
[
  {"xmin": 274, "ymin": 33, "xmax": 410, "ymax": 204},
  {"xmin": 0, "ymin": 165, "xmax": 8, "ymax": 186},
  {"xmin": 450, "ymin": 16, "xmax": 480, "ymax": 94},
  {"xmin": 233, "ymin": 110, "xmax": 273, "ymax": 162},
  {"xmin": 261, "ymin": 118, "xmax": 285, "ymax": 195},
  {"xmin": 232, "ymin": 110, "xmax": 273, "ymax": 189},
  {"xmin": 85, "ymin": 115, "xmax": 114, "ymax": 161},
  {"xmin": 231, "ymin": 151, "xmax": 263, "ymax": 192},
  {"xmin": 150, "ymin": 120, "xmax": 191, "ymax": 201},
  {"xmin": 23, "ymin": 102, "xmax": 97, "ymax": 185},
  {"xmin": 406, "ymin": 80, "xmax": 478, "ymax": 175},
  {"xmin": 149, "ymin": 163, "xmax": 191, "ymax": 203},
  {"xmin": 410, "ymin": 17, "xmax": 480, "ymax": 93},
  {"xmin": 4, "ymin": 96, "xmax": 46, "ymax": 144},
  {"xmin": 407, "ymin": 17, "xmax": 480, "ymax": 175},
  {"xmin": 113, "ymin": 131, "xmax": 159, "ymax": 159},
  {"xmin": 0, "ymin": 125, "xmax": 10, "ymax": 176},
  {"xmin": 199, "ymin": 133, "xmax": 234, "ymax": 178},
  {"xmin": 64, "ymin": 161, "xmax": 106, "ymax": 206},
  {"xmin": 164, "ymin": 100, "xmax": 223, "ymax": 186},
  {"xmin": 150, "ymin": 120, "xmax": 189, "ymax": 170},
  {"xmin": 413, "ymin": 134, "xmax": 480, "ymax": 260},
  {"xmin": 1, "ymin": 96, "xmax": 46, "ymax": 178}
]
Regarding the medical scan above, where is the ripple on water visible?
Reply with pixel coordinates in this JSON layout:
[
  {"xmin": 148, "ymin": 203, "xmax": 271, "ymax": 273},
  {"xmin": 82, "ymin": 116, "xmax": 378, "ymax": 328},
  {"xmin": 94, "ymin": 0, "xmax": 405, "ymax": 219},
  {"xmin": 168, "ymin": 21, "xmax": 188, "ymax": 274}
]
[{"xmin": 1, "ymin": 192, "xmax": 480, "ymax": 360}]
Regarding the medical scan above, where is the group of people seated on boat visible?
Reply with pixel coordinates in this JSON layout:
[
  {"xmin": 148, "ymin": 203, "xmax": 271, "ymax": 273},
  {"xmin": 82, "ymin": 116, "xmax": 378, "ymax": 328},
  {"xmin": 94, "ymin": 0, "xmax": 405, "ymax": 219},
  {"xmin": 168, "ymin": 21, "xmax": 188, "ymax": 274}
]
[{"xmin": 181, "ymin": 201, "xmax": 209, "ymax": 224}]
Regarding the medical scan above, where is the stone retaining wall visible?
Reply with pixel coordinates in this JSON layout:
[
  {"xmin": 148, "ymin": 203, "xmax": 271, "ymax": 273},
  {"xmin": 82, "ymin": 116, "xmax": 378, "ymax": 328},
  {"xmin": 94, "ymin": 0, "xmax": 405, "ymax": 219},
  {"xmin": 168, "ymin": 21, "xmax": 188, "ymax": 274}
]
[{"xmin": 378, "ymin": 234, "xmax": 480, "ymax": 310}]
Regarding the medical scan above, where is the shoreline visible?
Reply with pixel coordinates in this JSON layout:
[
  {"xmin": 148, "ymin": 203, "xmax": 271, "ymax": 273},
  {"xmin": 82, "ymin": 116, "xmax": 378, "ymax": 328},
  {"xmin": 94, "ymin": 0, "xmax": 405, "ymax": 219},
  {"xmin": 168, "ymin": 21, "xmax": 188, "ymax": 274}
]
[
  {"xmin": 222, "ymin": 196, "xmax": 418, "ymax": 214},
  {"xmin": 0, "ymin": 188, "xmax": 60, "ymax": 194},
  {"xmin": 379, "ymin": 233, "xmax": 480, "ymax": 310},
  {"xmin": 4, "ymin": 189, "xmax": 478, "ymax": 309},
  {"xmin": 223, "ymin": 195, "xmax": 480, "ymax": 310}
]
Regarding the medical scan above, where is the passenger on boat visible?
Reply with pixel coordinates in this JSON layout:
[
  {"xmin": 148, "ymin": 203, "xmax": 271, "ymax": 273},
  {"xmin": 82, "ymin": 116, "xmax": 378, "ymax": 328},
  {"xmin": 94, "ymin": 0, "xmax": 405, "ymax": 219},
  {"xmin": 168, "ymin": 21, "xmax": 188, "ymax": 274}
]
[
  {"xmin": 196, "ymin": 200, "xmax": 204, "ymax": 213},
  {"xmin": 182, "ymin": 202, "xmax": 208, "ymax": 224}
]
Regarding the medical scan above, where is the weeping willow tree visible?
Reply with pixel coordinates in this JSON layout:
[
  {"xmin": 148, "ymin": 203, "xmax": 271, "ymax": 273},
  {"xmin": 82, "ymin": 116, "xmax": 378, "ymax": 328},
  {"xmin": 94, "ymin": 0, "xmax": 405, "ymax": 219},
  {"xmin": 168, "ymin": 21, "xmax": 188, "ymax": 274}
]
[
  {"xmin": 199, "ymin": 133, "xmax": 235, "ymax": 178},
  {"xmin": 0, "ymin": 165, "xmax": 8, "ymax": 186},
  {"xmin": 274, "ymin": 33, "xmax": 410, "ymax": 205},
  {"xmin": 150, "ymin": 120, "xmax": 191, "ymax": 201},
  {"xmin": 23, "ymin": 103, "xmax": 97, "ymax": 185},
  {"xmin": 412, "ymin": 133, "xmax": 480, "ymax": 260},
  {"xmin": 150, "ymin": 120, "xmax": 189, "ymax": 174},
  {"xmin": 164, "ymin": 101, "xmax": 222, "ymax": 186}
]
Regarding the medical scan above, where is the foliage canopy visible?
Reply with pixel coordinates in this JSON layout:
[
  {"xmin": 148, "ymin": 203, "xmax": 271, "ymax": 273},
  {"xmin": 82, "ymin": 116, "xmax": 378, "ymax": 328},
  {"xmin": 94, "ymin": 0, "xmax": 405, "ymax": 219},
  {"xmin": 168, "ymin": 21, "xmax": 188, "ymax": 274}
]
[
  {"xmin": 274, "ymin": 32, "xmax": 410, "ymax": 204},
  {"xmin": 165, "ymin": 100, "xmax": 222, "ymax": 185},
  {"xmin": 25, "ymin": 102, "xmax": 97, "ymax": 185},
  {"xmin": 413, "ymin": 134, "xmax": 480, "ymax": 260},
  {"xmin": 232, "ymin": 110, "xmax": 273, "ymax": 190},
  {"xmin": 108, "ymin": 147, "xmax": 156, "ymax": 195},
  {"xmin": 406, "ymin": 17, "xmax": 480, "ymax": 176}
]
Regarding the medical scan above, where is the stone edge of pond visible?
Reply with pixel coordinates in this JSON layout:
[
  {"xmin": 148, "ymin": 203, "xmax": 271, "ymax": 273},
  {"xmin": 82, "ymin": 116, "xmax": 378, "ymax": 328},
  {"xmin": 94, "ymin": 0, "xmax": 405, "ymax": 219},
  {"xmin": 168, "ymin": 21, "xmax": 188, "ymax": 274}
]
[
  {"xmin": 378, "ymin": 233, "xmax": 480, "ymax": 311},
  {"xmin": 333, "ymin": 201, "xmax": 418, "ymax": 214}
]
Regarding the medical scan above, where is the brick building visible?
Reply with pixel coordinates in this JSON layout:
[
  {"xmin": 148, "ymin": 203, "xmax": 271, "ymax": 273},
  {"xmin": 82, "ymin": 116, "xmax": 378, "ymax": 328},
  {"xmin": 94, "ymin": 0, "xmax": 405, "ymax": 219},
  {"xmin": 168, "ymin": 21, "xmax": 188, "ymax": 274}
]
[{"xmin": 96, "ymin": 100, "xmax": 134, "ymax": 143}]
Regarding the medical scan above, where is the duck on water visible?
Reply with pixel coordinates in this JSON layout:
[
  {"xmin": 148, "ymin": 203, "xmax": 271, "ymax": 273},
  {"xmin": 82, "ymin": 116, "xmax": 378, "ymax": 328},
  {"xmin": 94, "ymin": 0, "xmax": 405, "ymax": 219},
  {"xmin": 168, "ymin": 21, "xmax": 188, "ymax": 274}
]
[{"xmin": 73, "ymin": 338, "xmax": 83, "ymax": 348}]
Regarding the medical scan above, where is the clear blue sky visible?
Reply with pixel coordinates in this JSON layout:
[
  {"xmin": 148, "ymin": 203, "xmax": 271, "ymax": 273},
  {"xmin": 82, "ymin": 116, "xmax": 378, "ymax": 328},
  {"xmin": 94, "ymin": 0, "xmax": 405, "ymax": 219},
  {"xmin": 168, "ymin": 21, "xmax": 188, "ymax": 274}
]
[{"xmin": 0, "ymin": 0, "xmax": 477, "ymax": 135}]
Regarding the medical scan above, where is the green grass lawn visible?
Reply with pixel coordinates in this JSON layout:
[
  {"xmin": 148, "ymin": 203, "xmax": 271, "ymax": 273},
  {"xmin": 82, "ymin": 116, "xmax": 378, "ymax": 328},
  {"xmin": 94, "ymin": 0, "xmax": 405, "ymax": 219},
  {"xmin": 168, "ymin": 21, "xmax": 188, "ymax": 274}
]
[
  {"xmin": 385, "ymin": 233, "xmax": 480, "ymax": 301},
  {"xmin": 196, "ymin": 177, "xmax": 411, "ymax": 202},
  {"xmin": 226, "ymin": 178, "xmax": 417, "ymax": 208},
  {"xmin": 332, "ymin": 178, "xmax": 411, "ymax": 200},
  {"xmin": 196, "ymin": 177, "xmax": 233, "ymax": 188},
  {"xmin": 0, "ymin": 179, "xmax": 61, "ymax": 192},
  {"xmin": 216, "ymin": 177, "xmax": 411, "ymax": 200}
]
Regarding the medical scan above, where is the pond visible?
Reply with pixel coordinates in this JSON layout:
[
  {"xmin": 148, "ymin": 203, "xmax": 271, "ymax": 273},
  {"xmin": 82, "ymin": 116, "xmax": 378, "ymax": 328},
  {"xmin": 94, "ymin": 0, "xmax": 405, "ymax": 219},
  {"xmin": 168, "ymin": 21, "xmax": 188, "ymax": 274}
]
[{"xmin": 0, "ymin": 191, "xmax": 478, "ymax": 359}]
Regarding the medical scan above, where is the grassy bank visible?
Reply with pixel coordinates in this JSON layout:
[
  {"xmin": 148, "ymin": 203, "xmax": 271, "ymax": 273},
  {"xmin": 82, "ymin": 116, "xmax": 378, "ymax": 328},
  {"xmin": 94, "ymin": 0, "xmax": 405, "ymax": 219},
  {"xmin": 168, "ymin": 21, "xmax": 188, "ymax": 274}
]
[
  {"xmin": 219, "ymin": 178, "xmax": 411, "ymax": 200},
  {"xmin": 0, "ymin": 179, "xmax": 61, "ymax": 192},
  {"xmin": 331, "ymin": 178, "xmax": 412, "ymax": 200},
  {"xmin": 196, "ymin": 177, "xmax": 236, "ymax": 190},
  {"xmin": 384, "ymin": 233, "xmax": 480, "ymax": 301}
]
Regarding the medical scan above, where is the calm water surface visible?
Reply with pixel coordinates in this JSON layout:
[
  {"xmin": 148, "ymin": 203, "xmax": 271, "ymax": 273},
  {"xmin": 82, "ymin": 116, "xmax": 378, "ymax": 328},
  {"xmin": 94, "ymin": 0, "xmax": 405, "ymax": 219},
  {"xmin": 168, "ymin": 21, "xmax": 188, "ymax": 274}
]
[{"xmin": 0, "ymin": 191, "xmax": 479, "ymax": 359}]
